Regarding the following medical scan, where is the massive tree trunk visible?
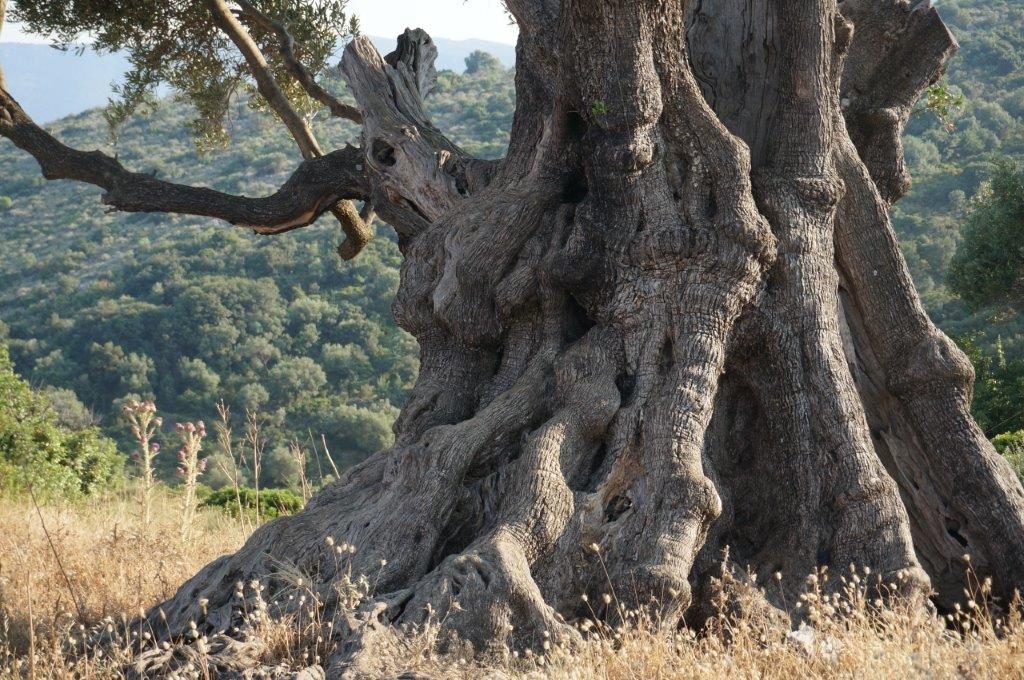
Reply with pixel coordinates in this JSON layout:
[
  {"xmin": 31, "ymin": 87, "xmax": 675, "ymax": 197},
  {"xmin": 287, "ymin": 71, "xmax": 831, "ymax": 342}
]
[{"xmin": 6, "ymin": 0, "xmax": 1024, "ymax": 676}]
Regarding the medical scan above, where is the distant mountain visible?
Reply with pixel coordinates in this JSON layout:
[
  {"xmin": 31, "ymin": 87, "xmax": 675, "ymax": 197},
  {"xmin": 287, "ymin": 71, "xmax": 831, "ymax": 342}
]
[
  {"xmin": 407, "ymin": 36, "xmax": 515, "ymax": 72},
  {"xmin": 0, "ymin": 43, "xmax": 131, "ymax": 123},
  {"xmin": 0, "ymin": 36, "xmax": 515, "ymax": 123}
]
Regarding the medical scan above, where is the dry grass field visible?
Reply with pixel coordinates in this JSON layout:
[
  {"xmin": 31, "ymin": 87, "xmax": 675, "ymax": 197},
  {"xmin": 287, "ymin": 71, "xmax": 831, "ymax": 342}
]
[{"xmin": 2, "ymin": 493, "xmax": 1023, "ymax": 679}]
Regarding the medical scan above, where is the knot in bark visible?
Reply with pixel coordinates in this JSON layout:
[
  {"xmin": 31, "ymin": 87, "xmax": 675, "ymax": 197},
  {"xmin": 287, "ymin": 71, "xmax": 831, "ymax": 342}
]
[
  {"xmin": 756, "ymin": 174, "xmax": 846, "ymax": 212},
  {"xmin": 886, "ymin": 331, "xmax": 975, "ymax": 397},
  {"xmin": 753, "ymin": 174, "xmax": 846, "ymax": 256},
  {"xmin": 834, "ymin": 13, "xmax": 855, "ymax": 55},
  {"xmin": 591, "ymin": 129, "xmax": 658, "ymax": 176}
]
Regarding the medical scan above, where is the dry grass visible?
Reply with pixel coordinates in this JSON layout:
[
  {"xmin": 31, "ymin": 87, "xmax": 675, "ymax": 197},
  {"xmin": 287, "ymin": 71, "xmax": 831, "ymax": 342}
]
[
  {"xmin": 0, "ymin": 489, "xmax": 243, "ymax": 676},
  {"xmin": 2, "ymin": 495, "xmax": 1023, "ymax": 679}
]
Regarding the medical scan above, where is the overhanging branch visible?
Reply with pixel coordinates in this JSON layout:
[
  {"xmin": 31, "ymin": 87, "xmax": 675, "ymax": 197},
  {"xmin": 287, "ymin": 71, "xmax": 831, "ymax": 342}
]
[
  {"xmin": 0, "ymin": 86, "xmax": 369, "ymax": 234},
  {"xmin": 206, "ymin": 0, "xmax": 372, "ymax": 257}
]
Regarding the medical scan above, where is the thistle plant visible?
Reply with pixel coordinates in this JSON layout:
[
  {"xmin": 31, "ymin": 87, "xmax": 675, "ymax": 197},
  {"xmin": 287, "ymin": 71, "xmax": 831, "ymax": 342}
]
[
  {"xmin": 176, "ymin": 420, "xmax": 208, "ymax": 541},
  {"xmin": 244, "ymin": 411, "xmax": 265, "ymax": 527},
  {"xmin": 121, "ymin": 400, "xmax": 162, "ymax": 528}
]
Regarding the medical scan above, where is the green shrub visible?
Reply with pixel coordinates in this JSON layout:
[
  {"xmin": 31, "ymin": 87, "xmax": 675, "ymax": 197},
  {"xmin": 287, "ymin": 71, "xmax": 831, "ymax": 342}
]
[
  {"xmin": 992, "ymin": 430, "xmax": 1024, "ymax": 483},
  {"xmin": 201, "ymin": 486, "xmax": 304, "ymax": 520},
  {"xmin": 0, "ymin": 344, "xmax": 123, "ymax": 498}
]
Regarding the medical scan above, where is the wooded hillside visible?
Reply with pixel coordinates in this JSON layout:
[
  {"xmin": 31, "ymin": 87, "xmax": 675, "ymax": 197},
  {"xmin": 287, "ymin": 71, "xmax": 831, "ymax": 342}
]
[{"xmin": 0, "ymin": 0, "xmax": 1021, "ymax": 482}]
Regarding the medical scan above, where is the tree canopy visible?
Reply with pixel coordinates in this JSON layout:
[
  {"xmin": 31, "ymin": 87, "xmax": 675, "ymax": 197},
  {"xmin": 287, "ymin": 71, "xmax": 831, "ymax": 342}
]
[
  {"xmin": 949, "ymin": 159, "xmax": 1024, "ymax": 311},
  {"xmin": 11, "ymin": 0, "xmax": 355, "ymax": 147}
]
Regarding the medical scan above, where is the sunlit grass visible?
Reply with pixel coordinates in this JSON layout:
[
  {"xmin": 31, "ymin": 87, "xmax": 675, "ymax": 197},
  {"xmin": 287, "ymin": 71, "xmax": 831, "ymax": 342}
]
[{"xmin": 2, "ymin": 494, "xmax": 1022, "ymax": 678}]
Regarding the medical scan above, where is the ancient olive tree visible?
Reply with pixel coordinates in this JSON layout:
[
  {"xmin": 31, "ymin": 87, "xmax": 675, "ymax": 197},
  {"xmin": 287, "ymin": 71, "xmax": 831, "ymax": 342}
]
[{"xmin": 3, "ymin": 0, "xmax": 1024, "ymax": 674}]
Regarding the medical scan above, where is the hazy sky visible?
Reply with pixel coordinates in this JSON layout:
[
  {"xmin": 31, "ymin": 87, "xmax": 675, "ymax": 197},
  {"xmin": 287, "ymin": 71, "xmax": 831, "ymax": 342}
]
[{"xmin": 2, "ymin": 0, "xmax": 519, "ymax": 45}]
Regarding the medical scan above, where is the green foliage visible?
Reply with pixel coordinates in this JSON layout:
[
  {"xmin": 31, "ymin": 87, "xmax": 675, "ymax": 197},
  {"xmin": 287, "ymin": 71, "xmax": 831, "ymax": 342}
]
[
  {"xmin": 992, "ymin": 429, "xmax": 1024, "ymax": 454},
  {"xmin": 0, "ymin": 343, "xmax": 123, "ymax": 498},
  {"xmin": 921, "ymin": 82, "xmax": 967, "ymax": 132},
  {"xmin": 12, "ymin": 0, "xmax": 355, "ymax": 148},
  {"xmin": 0, "ymin": 55, "xmax": 515, "ymax": 484},
  {"xmin": 429, "ymin": 63, "xmax": 514, "ymax": 160},
  {"xmin": 958, "ymin": 335, "xmax": 1024, "ymax": 436},
  {"xmin": 202, "ymin": 485, "xmax": 304, "ymax": 519},
  {"xmin": 41, "ymin": 387, "xmax": 97, "ymax": 430},
  {"xmin": 262, "ymin": 444, "xmax": 303, "ymax": 488},
  {"xmin": 992, "ymin": 430, "xmax": 1024, "ymax": 483},
  {"xmin": 948, "ymin": 160, "xmax": 1024, "ymax": 311},
  {"xmin": 464, "ymin": 50, "xmax": 502, "ymax": 75},
  {"xmin": 944, "ymin": 160, "xmax": 1024, "ymax": 440}
]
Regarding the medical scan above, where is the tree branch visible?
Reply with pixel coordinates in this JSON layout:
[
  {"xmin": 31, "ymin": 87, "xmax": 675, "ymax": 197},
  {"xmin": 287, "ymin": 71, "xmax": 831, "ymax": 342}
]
[
  {"xmin": 206, "ymin": 0, "xmax": 320, "ymax": 157},
  {"xmin": 341, "ymin": 31, "xmax": 498, "ymax": 237},
  {"xmin": 0, "ymin": 0, "xmax": 8, "ymax": 90},
  {"xmin": 0, "ymin": 86, "xmax": 369, "ymax": 234},
  {"xmin": 206, "ymin": 0, "xmax": 372, "ymax": 257},
  {"xmin": 233, "ymin": 0, "xmax": 363, "ymax": 123}
]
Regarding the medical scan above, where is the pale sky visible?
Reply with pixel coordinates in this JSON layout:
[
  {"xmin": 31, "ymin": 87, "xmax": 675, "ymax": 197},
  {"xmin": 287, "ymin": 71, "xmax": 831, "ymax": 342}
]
[{"xmin": 1, "ymin": 0, "xmax": 518, "ymax": 45}]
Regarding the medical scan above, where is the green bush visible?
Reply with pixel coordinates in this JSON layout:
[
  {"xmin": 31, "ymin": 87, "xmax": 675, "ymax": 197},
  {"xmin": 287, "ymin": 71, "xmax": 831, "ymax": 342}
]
[
  {"xmin": 948, "ymin": 160, "xmax": 1024, "ymax": 311},
  {"xmin": 201, "ymin": 486, "xmax": 304, "ymax": 520},
  {"xmin": 992, "ymin": 430, "xmax": 1024, "ymax": 483},
  {"xmin": 0, "ymin": 344, "xmax": 123, "ymax": 498}
]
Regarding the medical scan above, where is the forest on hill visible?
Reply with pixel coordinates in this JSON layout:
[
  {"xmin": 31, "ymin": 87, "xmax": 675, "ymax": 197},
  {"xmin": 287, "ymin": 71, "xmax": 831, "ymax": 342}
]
[
  {"xmin": 0, "ymin": 0, "xmax": 1021, "ymax": 488},
  {"xmin": 0, "ymin": 48, "xmax": 512, "ymax": 485}
]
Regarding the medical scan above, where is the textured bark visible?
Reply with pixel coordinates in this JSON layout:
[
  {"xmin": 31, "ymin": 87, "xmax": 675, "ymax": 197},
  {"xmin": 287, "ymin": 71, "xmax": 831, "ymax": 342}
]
[{"xmin": 5, "ymin": 0, "xmax": 1024, "ymax": 677}]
